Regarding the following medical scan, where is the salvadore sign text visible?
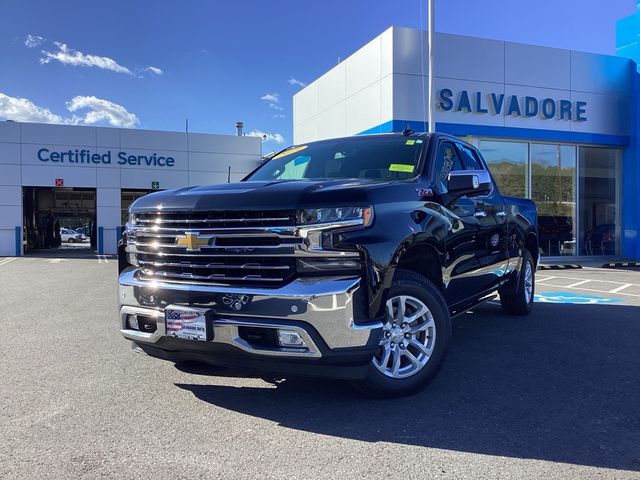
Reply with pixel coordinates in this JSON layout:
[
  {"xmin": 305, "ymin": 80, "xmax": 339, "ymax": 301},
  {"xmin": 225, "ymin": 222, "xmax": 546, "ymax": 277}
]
[
  {"xmin": 438, "ymin": 88, "xmax": 587, "ymax": 122},
  {"xmin": 37, "ymin": 148, "xmax": 176, "ymax": 167}
]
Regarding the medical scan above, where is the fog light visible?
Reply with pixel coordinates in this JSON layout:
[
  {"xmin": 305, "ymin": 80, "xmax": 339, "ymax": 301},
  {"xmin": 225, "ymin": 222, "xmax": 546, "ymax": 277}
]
[
  {"xmin": 127, "ymin": 314, "xmax": 139, "ymax": 330},
  {"xmin": 297, "ymin": 258, "xmax": 361, "ymax": 273},
  {"xmin": 277, "ymin": 330, "xmax": 307, "ymax": 348}
]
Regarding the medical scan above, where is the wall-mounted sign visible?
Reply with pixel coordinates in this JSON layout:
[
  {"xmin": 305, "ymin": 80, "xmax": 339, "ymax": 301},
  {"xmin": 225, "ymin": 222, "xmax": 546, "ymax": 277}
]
[
  {"xmin": 437, "ymin": 88, "xmax": 587, "ymax": 122},
  {"xmin": 37, "ymin": 148, "xmax": 176, "ymax": 167},
  {"xmin": 151, "ymin": 181, "xmax": 160, "ymax": 190},
  {"xmin": 55, "ymin": 178, "xmax": 64, "ymax": 187}
]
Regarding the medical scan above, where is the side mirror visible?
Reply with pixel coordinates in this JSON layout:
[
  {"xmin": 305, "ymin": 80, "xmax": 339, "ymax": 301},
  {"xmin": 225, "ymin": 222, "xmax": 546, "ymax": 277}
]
[{"xmin": 448, "ymin": 170, "xmax": 492, "ymax": 197}]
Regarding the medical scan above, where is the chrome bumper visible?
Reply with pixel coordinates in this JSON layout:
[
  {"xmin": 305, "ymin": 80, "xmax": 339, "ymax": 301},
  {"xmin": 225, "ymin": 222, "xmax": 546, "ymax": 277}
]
[{"xmin": 118, "ymin": 269, "xmax": 381, "ymax": 359}]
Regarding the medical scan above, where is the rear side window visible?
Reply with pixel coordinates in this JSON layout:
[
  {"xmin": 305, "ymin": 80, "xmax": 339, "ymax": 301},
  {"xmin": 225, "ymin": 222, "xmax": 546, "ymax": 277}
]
[
  {"xmin": 457, "ymin": 144, "xmax": 483, "ymax": 170},
  {"xmin": 434, "ymin": 142, "xmax": 464, "ymax": 193}
]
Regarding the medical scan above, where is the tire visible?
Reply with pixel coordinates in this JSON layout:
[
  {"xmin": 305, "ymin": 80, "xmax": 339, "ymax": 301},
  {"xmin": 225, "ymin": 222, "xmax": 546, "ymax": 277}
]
[
  {"xmin": 67, "ymin": 238, "xmax": 74, "ymax": 243},
  {"xmin": 354, "ymin": 269, "xmax": 451, "ymax": 398},
  {"xmin": 500, "ymin": 249, "xmax": 535, "ymax": 316}
]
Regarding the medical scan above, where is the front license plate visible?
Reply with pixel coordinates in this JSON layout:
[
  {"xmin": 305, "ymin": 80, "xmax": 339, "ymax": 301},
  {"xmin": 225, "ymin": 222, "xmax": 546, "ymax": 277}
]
[{"xmin": 165, "ymin": 306, "xmax": 208, "ymax": 341}]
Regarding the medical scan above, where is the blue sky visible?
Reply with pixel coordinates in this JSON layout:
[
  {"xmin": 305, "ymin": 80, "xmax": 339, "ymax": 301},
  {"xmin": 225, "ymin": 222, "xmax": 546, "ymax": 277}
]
[{"xmin": 0, "ymin": 0, "xmax": 634, "ymax": 148}]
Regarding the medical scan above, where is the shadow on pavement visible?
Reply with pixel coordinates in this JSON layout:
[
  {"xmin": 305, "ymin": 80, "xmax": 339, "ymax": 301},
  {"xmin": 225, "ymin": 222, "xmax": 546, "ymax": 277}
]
[{"xmin": 175, "ymin": 302, "xmax": 640, "ymax": 472}]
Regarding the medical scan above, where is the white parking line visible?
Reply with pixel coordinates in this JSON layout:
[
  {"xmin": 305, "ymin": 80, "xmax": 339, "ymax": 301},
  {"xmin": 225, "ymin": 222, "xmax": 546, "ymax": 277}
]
[
  {"xmin": 609, "ymin": 284, "xmax": 632, "ymax": 294},
  {"xmin": 565, "ymin": 279, "xmax": 592, "ymax": 288},
  {"xmin": 0, "ymin": 257, "xmax": 16, "ymax": 266},
  {"xmin": 535, "ymin": 276, "xmax": 556, "ymax": 283},
  {"xmin": 97, "ymin": 255, "xmax": 109, "ymax": 264},
  {"xmin": 539, "ymin": 274, "xmax": 638, "ymax": 285}
]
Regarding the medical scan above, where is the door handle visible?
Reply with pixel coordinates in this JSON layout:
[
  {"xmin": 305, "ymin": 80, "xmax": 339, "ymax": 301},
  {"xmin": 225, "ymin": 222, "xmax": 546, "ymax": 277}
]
[
  {"xmin": 474, "ymin": 211, "xmax": 487, "ymax": 218},
  {"xmin": 496, "ymin": 210, "xmax": 507, "ymax": 217}
]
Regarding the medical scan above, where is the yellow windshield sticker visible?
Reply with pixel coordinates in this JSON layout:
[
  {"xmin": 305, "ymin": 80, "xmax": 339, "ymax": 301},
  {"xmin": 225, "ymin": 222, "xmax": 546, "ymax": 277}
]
[
  {"xmin": 405, "ymin": 139, "xmax": 416, "ymax": 145},
  {"xmin": 389, "ymin": 164, "xmax": 415, "ymax": 173},
  {"xmin": 273, "ymin": 145, "xmax": 308, "ymax": 159}
]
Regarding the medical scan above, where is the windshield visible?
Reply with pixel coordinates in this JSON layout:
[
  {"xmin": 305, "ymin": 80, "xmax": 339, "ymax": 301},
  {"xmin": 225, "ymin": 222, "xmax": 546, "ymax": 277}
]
[{"xmin": 246, "ymin": 136, "xmax": 426, "ymax": 181}]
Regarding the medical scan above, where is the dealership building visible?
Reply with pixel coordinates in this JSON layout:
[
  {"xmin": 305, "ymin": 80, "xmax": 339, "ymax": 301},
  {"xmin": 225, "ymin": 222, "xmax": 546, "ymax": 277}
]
[
  {"xmin": 3, "ymin": 27, "xmax": 640, "ymax": 261},
  {"xmin": 0, "ymin": 122, "xmax": 261, "ymax": 256},
  {"xmin": 294, "ymin": 26, "xmax": 640, "ymax": 260}
]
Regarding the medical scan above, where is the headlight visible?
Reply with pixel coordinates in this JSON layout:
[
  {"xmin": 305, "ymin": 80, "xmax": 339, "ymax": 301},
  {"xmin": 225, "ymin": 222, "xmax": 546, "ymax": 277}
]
[{"xmin": 296, "ymin": 206, "xmax": 373, "ymax": 226}]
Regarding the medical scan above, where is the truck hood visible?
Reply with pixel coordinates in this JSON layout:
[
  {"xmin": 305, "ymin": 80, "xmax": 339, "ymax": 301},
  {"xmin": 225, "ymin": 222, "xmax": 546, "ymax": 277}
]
[{"xmin": 130, "ymin": 179, "xmax": 394, "ymax": 212}]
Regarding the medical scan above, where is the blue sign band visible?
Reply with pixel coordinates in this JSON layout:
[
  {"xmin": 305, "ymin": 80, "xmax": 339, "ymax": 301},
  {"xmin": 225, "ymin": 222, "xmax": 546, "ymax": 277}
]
[{"xmin": 358, "ymin": 120, "xmax": 629, "ymax": 146}]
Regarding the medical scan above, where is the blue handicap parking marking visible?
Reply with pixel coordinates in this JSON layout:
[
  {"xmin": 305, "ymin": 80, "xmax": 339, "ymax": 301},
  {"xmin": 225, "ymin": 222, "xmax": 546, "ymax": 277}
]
[{"xmin": 534, "ymin": 291, "xmax": 622, "ymax": 305}]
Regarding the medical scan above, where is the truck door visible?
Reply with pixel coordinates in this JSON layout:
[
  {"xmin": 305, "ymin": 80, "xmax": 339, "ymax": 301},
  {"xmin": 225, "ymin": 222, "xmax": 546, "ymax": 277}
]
[
  {"xmin": 433, "ymin": 141, "xmax": 484, "ymax": 306},
  {"xmin": 456, "ymin": 143, "xmax": 509, "ymax": 293}
]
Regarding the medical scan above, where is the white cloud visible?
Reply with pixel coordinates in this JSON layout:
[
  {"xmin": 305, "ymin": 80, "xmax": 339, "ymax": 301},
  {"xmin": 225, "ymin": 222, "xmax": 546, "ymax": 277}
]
[
  {"xmin": 246, "ymin": 129, "xmax": 286, "ymax": 144},
  {"xmin": 261, "ymin": 93, "xmax": 283, "ymax": 111},
  {"xmin": 0, "ymin": 92, "xmax": 67, "ymax": 124},
  {"xmin": 66, "ymin": 96, "xmax": 139, "ymax": 127},
  {"xmin": 288, "ymin": 77, "xmax": 307, "ymax": 88},
  {"xmin": 40, "ymin": 42, "xmax": 133, "ymax": 75},
  {"xmin": 146, "ymin": 66, "xmax": 163, "ymax": 76},
  {"xmin": 261, "ymin": 93, "xmax": 280, "ymax": 104},
  {"xmin": 25, "ymin": 35, "xmax": 44, "ymax": 48},
  {"xmin": 0, "ymin": 91, "xmax": 139, "ymax": 128},
  {"xmin": 272, "ymin": 113, "xmax": 285, "ymax": 119}
]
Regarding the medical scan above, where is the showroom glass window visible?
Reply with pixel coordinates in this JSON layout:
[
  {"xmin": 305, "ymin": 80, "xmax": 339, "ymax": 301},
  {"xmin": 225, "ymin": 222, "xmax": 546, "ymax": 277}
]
[
  {"xmin": 578, "ymin": 147, "xmax": 619, "ymax": 256},
  {"xmin": 478, "ymin": 140, "xmax": 528, "ymax": 198},
  {"xmin": 531, "ymin": 143, "xmax": 577, "ymax": 256}
]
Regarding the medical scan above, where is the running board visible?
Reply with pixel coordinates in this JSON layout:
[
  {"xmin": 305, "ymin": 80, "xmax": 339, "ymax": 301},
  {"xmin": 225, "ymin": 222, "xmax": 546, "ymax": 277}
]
[{"xmin": 450, "ymin": 293, "xmax": 498, "ymax": 318}]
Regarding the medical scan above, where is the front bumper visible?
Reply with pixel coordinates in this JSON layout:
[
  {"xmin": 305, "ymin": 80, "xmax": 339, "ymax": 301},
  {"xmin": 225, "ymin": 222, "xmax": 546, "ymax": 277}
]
[{"xmin": 118, "ymin": 269, "xmax": 382, "ymax": 379}]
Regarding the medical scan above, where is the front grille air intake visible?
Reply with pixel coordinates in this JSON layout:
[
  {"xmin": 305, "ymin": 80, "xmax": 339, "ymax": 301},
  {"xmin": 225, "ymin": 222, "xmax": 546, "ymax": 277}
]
[{"xmin": 128, "ymin": 210, "xmax": 300, "ymax": 286}]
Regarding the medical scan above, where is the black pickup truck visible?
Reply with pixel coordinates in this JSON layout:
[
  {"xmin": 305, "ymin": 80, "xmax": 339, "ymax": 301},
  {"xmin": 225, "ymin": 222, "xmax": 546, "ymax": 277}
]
[{"xmin": 118, "ymin": 132, "xmax": 538, "ymax": 397}]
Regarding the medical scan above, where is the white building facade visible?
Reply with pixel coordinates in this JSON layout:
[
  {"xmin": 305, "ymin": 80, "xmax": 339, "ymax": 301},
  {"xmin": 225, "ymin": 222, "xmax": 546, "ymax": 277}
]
[
  {"xmin": 0, "ymin": 122, "xmax": 261, "ymax": 256},
  {"xmin": 294, "ymin": 27, "xmax": 640, "ymax": 260}
]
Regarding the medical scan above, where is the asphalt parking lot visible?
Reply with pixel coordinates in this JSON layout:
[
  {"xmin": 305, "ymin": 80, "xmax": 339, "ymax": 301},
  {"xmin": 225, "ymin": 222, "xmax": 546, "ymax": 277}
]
[{"xmin": 1, "ymin": 257, "xmax": 639, "ymax": 479}]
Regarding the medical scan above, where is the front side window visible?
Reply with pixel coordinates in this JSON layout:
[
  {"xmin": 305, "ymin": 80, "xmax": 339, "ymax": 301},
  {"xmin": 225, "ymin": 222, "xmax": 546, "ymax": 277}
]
[
  {"xmin": 246, "ymin": 136, "xmax": 426, "ymax": 181},
  {"xmin": 433, "ymin": 141, "xmax": 464, "ymax": 193}
]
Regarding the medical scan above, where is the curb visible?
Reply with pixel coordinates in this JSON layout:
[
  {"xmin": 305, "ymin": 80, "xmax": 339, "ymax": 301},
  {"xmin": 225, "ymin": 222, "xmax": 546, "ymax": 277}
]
[
  {"xmin": 601, "ymin": 262, "xmax": 640, "ymax": 268},
  {"xmin": 538, "ymin": 264, "xmax": 583, "ymax": 270}
]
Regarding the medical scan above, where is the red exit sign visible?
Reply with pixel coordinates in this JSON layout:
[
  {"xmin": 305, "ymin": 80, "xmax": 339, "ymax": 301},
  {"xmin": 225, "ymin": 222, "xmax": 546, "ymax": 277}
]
[{"xmin": 55, "ymin": 178, "xmax": 64, "ymax": 187}]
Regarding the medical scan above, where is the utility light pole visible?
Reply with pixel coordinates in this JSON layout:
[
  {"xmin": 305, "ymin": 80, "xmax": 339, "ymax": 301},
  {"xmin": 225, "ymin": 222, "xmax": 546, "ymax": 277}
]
[{"xmin": 428, "ymin": 0, "xmax": 435, "ymax": 133}]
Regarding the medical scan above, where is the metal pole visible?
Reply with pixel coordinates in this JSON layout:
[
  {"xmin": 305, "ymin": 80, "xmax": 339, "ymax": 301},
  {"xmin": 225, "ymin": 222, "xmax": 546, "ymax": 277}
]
[{"xmin": 427, "ymin": 0, "xmax": 435, "ymax": 133}]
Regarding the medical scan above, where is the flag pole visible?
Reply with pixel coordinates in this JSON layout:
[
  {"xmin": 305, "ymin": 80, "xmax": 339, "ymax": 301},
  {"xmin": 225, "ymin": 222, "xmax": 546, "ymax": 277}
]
[{"xmin": 428, "ymin": 0, "xmax": 435, "ymax": 133}]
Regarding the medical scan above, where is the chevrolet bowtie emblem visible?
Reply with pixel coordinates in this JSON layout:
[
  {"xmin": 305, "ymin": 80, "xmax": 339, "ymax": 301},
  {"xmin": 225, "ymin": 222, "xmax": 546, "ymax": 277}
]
[{"xmin": 175, "ymin": 232, "xmax": 213, "ymax": 251}]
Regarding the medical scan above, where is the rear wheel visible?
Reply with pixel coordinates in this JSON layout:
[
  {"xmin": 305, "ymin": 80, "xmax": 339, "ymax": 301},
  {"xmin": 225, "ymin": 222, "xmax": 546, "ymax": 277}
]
[
  {"xmin": 500, "ymin": 249, "xmax": 535, "ymax": 315},
  {"xmin": 355, "ymin": 269, "xmax": 451, "ymax": 398},
  {"xmin": 67, "ymin": 238, "xmax": 74, "ymax": 243}
]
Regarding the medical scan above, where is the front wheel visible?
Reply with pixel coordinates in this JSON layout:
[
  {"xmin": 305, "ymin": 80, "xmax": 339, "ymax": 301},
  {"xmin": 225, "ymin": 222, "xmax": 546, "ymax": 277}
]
[
  {"xmin": 354, "ymin": 269, "xmax": 451, "ymax": 398},
  {"xmin": 500, "ymin": 249, "xmax": 535, "ymax": 315},
  {"xmin": 67, "ymin": 238, "xmax": 74, "ymax": 243}
]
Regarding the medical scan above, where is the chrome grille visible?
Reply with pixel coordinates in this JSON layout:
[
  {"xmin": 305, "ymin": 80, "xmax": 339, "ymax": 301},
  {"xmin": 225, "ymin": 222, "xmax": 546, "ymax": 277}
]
[
  {"xmin": 135, "ymin": 210, "xmax": 295, "ymax": 229},
  {"xmin": 128, "ymin": 210, "xmax": 300, "ymax": 286}
]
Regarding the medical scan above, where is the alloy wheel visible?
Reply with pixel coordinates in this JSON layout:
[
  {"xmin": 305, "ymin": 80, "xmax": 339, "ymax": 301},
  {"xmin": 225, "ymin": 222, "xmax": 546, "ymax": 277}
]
[
  {"xmin": 524, "ymin": 260, "xmax": 533, "ymax": 303},
  {"xmin": 372, "ymin": 295, "xmax": 436, "ymax": 379}
]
